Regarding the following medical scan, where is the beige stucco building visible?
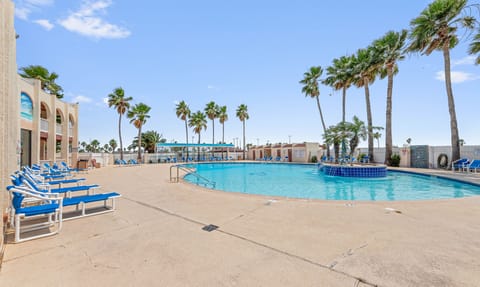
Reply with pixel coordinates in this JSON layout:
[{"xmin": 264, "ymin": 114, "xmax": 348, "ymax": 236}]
[
  {"xmin": 18, "ymin": 77, "xmax": 79, "ymax": 167},
  {"xmin": 249, "ymin": 142, "xmax": 322, "ymax": 163}
]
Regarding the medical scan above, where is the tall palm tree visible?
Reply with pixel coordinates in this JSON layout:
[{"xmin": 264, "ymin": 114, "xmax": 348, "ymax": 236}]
[
  {"xmin": 218, "ymin": 105, "xmax": 228, "ymax": 144},
  {"xmin": 300, "ymin": 66, "xmax": 330, "ymax": 158},
  {"xmin": 189, "ymin": 111, "xmax": 207, "ymax": 161},
  {"xmin": 19, "ymin": 65, "xmax": 64, "ymax": 98},
  {"xmin": 323, "ymin": 55, "xmax": 355, "ymax": 124},
  {"xmin": 408, "ymin": 0, "xmax": 475, "ymax": 163},
  {"xmin": 469, "ymin": 28, "xmax": 480, "ymax": 64},
  {"xmin": 374, "ymin": 30, "xmax": 407, "ymax": 166},
  {"xmin": 352, "ymin": 47, "xmax": 381, "ymax": 162},
  {"xmin": 236, "ymin": 104, "xmax": 249, "ymax": 160},
  {"xmin": 128, "ymin": 103, "xmax": 151, "ymax": 162},
  {"xmin": 108, "ymin": 87, "xmax": 132, "ymax": 161},
  {"xmin": 204, "ymin": 101, "xmax": 220, "ymax": 144},
  {"xmin": 176, "ymin": 101, "xmax": 191, "ymax": 159}
]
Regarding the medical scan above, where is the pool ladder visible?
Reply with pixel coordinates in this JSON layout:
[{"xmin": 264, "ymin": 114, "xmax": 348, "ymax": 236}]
[{"xmin": 170, "ymin": 165, "xmax": 216, "ymax": 189}]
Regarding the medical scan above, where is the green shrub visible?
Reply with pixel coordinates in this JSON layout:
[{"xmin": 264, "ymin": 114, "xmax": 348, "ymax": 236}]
[
  {"xmin": 391, "ymin": 154, "xmax": 401, "ymax": 167},
  {"xmin": 310, "ymin": 155, "xmax": 318, "ymax": 163}
]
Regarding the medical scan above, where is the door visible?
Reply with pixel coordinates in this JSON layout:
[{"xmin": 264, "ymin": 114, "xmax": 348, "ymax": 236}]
[{"xmin": 21, "ymin": 129, "xmax": 32, "ymax": 167}]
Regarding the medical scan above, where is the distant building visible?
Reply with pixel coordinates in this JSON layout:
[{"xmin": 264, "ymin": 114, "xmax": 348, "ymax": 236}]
[{"xmin": 249, "ymin": 142, "xmax": 322, "ymax": 162}]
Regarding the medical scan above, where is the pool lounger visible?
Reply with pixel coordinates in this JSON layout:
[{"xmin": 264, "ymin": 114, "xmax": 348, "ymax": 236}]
[{"xmin": 62, "ymin": 192, "xmax": 121, "ymax": 220}]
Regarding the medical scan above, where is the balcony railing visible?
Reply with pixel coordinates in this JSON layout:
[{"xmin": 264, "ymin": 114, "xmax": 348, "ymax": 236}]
[
  {"xmin": 56, "ymin": 123, "xmax": 62, "ymax": 135},
  {"xmin": 40, "ymin": 119, "xmax": 49, "ymax": 132}
]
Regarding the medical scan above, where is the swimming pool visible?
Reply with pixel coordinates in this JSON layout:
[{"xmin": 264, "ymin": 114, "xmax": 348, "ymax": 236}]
[{"xmin": 183, "ymin": 163, "xmax": 480, "ymax": 201}]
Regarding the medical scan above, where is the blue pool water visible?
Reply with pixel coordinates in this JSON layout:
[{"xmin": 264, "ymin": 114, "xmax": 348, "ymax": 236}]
[{"xmin": 183, "ymin": 163, "xmax": 480, "ymax": 201}]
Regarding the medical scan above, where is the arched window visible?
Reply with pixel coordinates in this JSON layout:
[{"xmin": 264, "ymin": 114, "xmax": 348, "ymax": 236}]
[{"xmin": 20, "ymin": 92, "xmax": 33, "ymax": 121}]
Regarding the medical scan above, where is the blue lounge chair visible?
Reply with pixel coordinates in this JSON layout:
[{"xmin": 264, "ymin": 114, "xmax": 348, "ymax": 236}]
[
  {"xmin": 61, "ymin": 191, "xmax": 121, "ymax": 220},
  {"xmin": 16, "ymin": 174, "xmax": 99, "ymax": 196},
  {"xmin": 466, "ymin": 159, "xmax": 480, "ymax": 173},
  {"xmin": 452, "ymin": 158, "xmax": 469, "ymax": 171},
  {"xmin": 7, "ymin": 186, "xmax": 63, "ymax": 243}
]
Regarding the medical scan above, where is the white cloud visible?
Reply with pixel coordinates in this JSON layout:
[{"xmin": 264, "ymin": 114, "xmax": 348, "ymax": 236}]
[
  {"xmin": 72, "ymin": 95, "xmax": 93, "ymax": 103},
  {"xmin": 34, "ymin": 19, "xmax": 54, "ymax": 30},
  {"xmin": 15, "ymin": 0, "xmax": 54, "ymax": 20},
  {"xmin": 453, "ymin": 56, "xmax": 476, "ymax": 66},
  {"xmin": 435, "ymin": 70, "xmax": 480, "ymax": 84},
  {"xmin": 208, "ymin": 85, "xmax": 220, "ymax": 90},
  {"xmin": 58, "ymin": 0, "xmax": 131, "ymax": 39}
]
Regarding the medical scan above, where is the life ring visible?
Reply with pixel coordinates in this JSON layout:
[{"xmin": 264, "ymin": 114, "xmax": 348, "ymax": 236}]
[{"xmin": 437, "ymin": 153, "xmax": 449, "ymax": 169}]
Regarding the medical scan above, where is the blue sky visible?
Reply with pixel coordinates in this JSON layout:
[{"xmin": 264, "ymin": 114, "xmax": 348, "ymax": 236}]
[{"xmin": 13, "ymin": 0, "xmax": 480, "ymax": 148}]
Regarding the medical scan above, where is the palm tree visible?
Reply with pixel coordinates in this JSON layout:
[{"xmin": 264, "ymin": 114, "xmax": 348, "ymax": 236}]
[
  {"xmin": 352, "ymin": 47, "xmax": 381, "ymax": 162},
  {"xmin": 142, "ymin": 130, "xmax": 164, "ymax": 153},
  {"xmin": 188, "ymin": 111, "xmax": 207, "ymax": 161},
  {"xmin": 323, "ymin": 124, "xmax": 343, "ymax": 163},
  {"xmin": 346, "ymin": 116, "xmax": 367, "ymax": 158},
  {"xmin": 323, "ymin": 55, "xmax": 355, "ymax": 124},
  {"xmin": 90, "ymin": 139, "xmax": 100, "ymax": 153},
  {"xmin": 205, "ymin": 101, "xmax": 220, "ymax": 144},
  {"xmin": 109, "ymin": 139, "xmax": 117, "ymax": 153},
  {"xmin": 19, "ymin": 65, "xmax": 64, "ymax": 98},
  {"xmin": 374, "ymin": 30, "xmax": 407, "ymax": 166},
  {"xmin": 408, "ymin": 0, "xmax": 475, "ymax": 163},
  {"xmin": 373, "ymin": 132, "xmax": 382, "ymax": 148},
  {"xmin": 300, "ymin": 66, "xmax": 330, "ymax": 158},
  {"xmin": 218, "ymin": 105, "xmax": 228, "ymax": 143},
  {"xmin": 176, "ymin": 101, "xmax": 191, "ymax": 159},
  {"xmin": 469, "ymin": 29, "xmax": 480, "ymax": 64},
  {"xmin": 128, "ymin": 103, "xmax": 151, "ymax": 162},
  {"xmin": 108, "ymin": 87, "xmax": 132, "ymax": 161},
  {"xmin": 236, "ymin": 104, "xmax": 249, "ymax": 160}
]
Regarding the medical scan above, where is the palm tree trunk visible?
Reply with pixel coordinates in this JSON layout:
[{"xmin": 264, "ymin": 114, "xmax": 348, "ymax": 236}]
[
  {"xmin": 197, "ymin": 133, "xmax": 201, "ymax": 161},
  {"xmin": 342, "ymin": 87, "xmax": 346, "ymax": 123},
  {"xmin": 222, "ymin": 123, "xmax": 225, "ymax": 144},
  {"xmin": 364, "ymin": 79, "xmax": 374, "ymax": 162},
  {"xmin": 118, "ymin": 114, "xmax": 123, "ymax": 160},
  {"xmin": 222, "ymin": 122, "xmax": 225, "ymax": 160},
  {"xmin": 212, "ymin": 120, "xmax": 215, "ymax": 144},
  {"xmin": 185, "ymin": 119, "xmax": 189, "ymax": 159},
  {"xmin": 443, "ymin": 45, "xmax": 460, "ymax": 163},
  {"xmin": 242, "ymin": 120, "xmax": 246, "ymax": 160},
  {"xmin": 315, "ymin": 96, "xmax": 330, "ymax": 158},
  {"xmin": 137, "ymin": 126, "xmax": 142, "ymax": 162},
  {"xmin": 385, "ymin": 65, "xmax": 394, "ymax": 166}
]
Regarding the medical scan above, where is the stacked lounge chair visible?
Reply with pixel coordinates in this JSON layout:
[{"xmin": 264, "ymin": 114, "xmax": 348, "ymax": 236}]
[{"xmin": 6, "ymin": 165, "xmax": 121, "ymax": 243}]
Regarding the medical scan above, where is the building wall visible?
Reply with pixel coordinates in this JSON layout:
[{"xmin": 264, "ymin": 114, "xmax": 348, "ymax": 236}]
[{"xmin": 0, "ymin": 0, "xmax": 19, "ymax": 262}]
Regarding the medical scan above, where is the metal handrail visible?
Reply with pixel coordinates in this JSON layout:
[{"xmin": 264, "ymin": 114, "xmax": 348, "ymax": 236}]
[{"xmin": 169, "ymin": 165, "xmax": 216, "ymax": 188}]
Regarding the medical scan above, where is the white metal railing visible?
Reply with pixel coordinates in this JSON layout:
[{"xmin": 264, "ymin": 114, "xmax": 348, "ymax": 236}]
[
  {"xmin": 40, "ymin": 119, "xmax": 49, "ymax": 132},
  {"xmin": 56, "ymin": 123, "xmax": 62, "ymax": 135}
]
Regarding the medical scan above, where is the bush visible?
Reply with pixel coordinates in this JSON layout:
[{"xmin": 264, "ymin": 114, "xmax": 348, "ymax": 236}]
[
  {"xmin": 391, "ymin": 154, "xmax": 401, "ymax": 167},
  {"xmin": 310, "ymin": 155, "xmax": 318, "ymax": 163}
]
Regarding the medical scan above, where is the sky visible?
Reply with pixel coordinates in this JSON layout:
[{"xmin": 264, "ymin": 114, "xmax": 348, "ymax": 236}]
[{"xmin": 12, "ymin": 0, "xmax": 480, "ymax": 149}]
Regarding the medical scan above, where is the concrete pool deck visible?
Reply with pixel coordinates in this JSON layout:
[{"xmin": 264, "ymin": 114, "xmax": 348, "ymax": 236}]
[{"xmin": 1, "ymin": 164, "xmax": 480, "ymax": 286}]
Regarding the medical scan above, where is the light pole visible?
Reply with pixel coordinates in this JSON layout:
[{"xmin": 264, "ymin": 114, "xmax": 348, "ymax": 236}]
[{"xmin": 288, "ymin": 135, "xmax": 291, "ymax": 144}]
